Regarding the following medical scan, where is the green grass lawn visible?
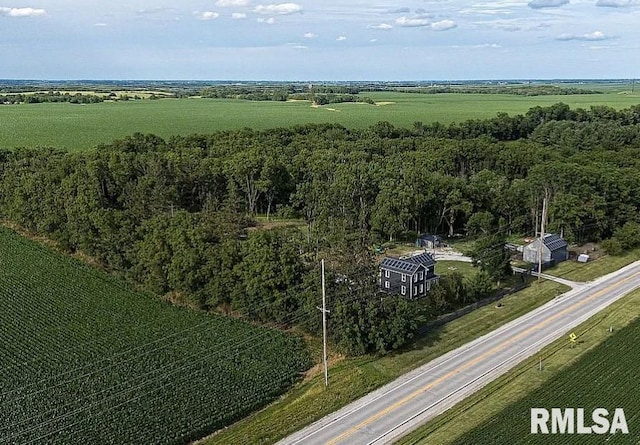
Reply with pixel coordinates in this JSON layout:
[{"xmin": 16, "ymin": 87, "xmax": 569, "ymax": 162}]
[
  {"xmin": 398, "ymin": 286, "xmax": 640, "ymax": 445},
  {"xmin": 435, "ymin": 260, "xmax": 476, "ymax": 278},
  {"xmin": 200, "ymin": 280, "xmax": 568, "ymax": 445},
  {"xmin": 545, "ymin": 249, "xmax": 640, "ymax": 282},
  {"xmin": 2, "ymin": 91, "xmax": 640, "ymax": 151}
]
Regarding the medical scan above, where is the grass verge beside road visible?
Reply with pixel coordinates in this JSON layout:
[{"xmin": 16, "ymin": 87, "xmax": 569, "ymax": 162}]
[
  {"xmin": 545, "ymin": 249, "xmax": 640, "ymax": 282},
  {"xmin": 396, "ymin": 286, "xmax": 640, "ymax": 445},
  {"xmin": 200, "ymin": 280, "xmax": 568, "ymax": 445}
]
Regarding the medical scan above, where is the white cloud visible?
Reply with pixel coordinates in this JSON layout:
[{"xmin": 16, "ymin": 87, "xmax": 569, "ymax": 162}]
[
  {"xmin": 431, "ymin": 20, "xmax": 457, "ymax": 31},
  {"xmin": 216, "ymin": 0, "xmax": 250, "ymax": 6},
  {"xmin": 461, "ymin": 8, "xmax": 513, "ymax": 15},
  {"xmin": 528, "ymin": 0, "xmax": 569, "ymax": 8},
  {"xmin": 473, "ymin": 18, "xmax": 552, "ymax": 32},
  {"xmin": 254, "ymin": 3, "xmax": 302, "ymax": 15},
  {"xmin": 0, "ymin": 7, "xmax": 45, "ymax": 17},
  {"xmin": 232, "ymin": 12, "xmax": 247, "ymax": 19},
  {"xmin": 557, "ymin": 30, "xmax": 609, "ymax": 41},
  {"xmin": 136, "ymin": 8, "xmax": 174, "ymax": 16},
  {"xmin": 395, "ymin": 16, "xmax": 431, "ymax": 27},
  {"xmin": 197, "ymin": 11, "xmax": 220, "ymax": 20},
  {"xmin": 370, "ymin": 38, "xmax": 378, "ymax": 42},
  {"xmin": 369, "ymin": 23, "xmax": 393, "ymax": 30},
  {"xmin": 596, "ymin": 0, "xmax": 639, "ymax": 6},
  {"xmin": 452, "ymin": 43, "xmax": 502, "ymax": 48},
  {"xmin": 387, "ymin": 7, "xmax": 410, "ymax": 14},
  {"xmin": 304, "ymin": 32, "xmax": 317, "ymax": 38},
  {"xmin": 257, "ymin": 17, "xmax": 276, "ymax": 24},
  {"xmin": 93, "ymin": 22, "xmax": 108, "ymax": 27},
  {"xmin": 337, "ymin": 36, "xmax": 347, "ymax": 41}
]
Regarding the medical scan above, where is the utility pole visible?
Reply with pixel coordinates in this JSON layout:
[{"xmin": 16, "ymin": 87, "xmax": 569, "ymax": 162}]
[
  {"xmin": 317, "ymin": 259, "xmax": 330, "ymax": 387},
  {"xmin": 537, "ymin": 196, "xmax": 548, "ymax": 281}
]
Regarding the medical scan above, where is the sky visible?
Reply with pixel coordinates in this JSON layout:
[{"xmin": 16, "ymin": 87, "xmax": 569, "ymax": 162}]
[{"xmin": 1, "ymin": 0, "xmax": 639, "ymax": 80}]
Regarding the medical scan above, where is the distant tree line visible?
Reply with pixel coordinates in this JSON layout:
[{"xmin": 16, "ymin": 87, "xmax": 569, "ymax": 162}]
[
  {"xmin": 394, "ymin": 85, "xmax": 603, "ymax": 96},
  {"xmin": 200, "ymin": 86, "xmax": 298, "ymax": 101},
  {"xmin": 198, "ymin": 85, "xmax": 376, "ymax": 105},
  {"xmin": 0, "ymin": 91, "xmax": 105, "ymax": 104},
  {"xmin": 1, "ymin": 103, "xmax": 640, "ymax": 354}
]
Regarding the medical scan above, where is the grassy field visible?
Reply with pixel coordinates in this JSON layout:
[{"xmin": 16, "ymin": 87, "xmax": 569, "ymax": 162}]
[
  {"xmin": 0, "ymin": 228, "xmax": 310, "ymax": 444},
  {"xmin": 435, "ymin": 260, "xmax": 476, "ymax": 278},
  {"xmin": 399, "ymin": 286, "xmax": 640, "ymax": 445},
  {"xmin": 201, "ymin": 280, "xmax": 568, "ymax": 445},
  {"xmin": 545, "ymin": 249, "xmax": 640, "ymax": 282},
  {"xmin": 1, "ymin": 90, "xmax": 639, "ymax": 151}
]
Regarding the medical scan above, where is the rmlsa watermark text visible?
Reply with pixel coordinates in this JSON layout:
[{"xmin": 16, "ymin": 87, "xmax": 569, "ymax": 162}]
[{"xmin": 531, "ymin": 408, "xmax": 629, "ymax": 434}]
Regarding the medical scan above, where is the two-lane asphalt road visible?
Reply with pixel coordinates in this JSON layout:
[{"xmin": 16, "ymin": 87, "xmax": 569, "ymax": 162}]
[{"xmin": 279, "ymin": 261, "xmax": 640, "ymax": 445}]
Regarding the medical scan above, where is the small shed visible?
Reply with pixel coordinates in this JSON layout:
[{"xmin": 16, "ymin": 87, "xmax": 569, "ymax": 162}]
[
  {"xmin": 523, "ymin": 233, "xmax": 569, "ymax": 270},
  {"xmin": 416, "ymin": 234, "xmax": 442, "ymax": 249}
]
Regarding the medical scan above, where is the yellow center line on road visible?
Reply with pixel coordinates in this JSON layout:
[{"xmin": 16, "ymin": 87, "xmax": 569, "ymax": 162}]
[{"xmin": 326, "ymin": 271, "xmax": 640, "ymax": 445}]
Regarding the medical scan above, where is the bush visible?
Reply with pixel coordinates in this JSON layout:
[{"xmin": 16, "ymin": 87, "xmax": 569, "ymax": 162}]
[
  {"xmin": 613, "ymin": 221, "xmax": 640, "ymax": 250},
  {"xmin": 601, "ymin": 238, "xmax": 623, "ymax": 256}
]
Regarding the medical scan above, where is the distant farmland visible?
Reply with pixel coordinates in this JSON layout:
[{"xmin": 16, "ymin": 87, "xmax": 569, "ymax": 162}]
[
  {"xmin": 1, "ymin": 90, "xmax": 639, "ymax": 151},
  {"xmin": 0, "ymin": 228, "xmax": 310, "ymax": 444}
]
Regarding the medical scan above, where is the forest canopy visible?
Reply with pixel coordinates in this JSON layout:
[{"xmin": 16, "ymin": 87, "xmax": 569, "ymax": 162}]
[{"xmin": 2, "ymin": 102, "xmax": 640, "ymax": 354}]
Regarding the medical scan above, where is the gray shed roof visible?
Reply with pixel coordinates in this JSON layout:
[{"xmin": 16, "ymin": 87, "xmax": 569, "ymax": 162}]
[{"xmin": 542, "ymin": 234, "xmax": 568, "ymax": 251}]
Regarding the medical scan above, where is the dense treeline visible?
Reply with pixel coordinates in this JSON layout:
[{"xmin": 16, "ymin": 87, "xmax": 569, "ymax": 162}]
[
  {"xmin": 200, "ymin": 86, "xmax": 297, "ymax": 101},
  {"xmin": 0, "ymin": 91, "xmax": 105, "ymax": 104},
  {"xmin": 2, "ymin": 102, "xmax": 640, "ymax": 354},
  {"xmin": 290, "ymin": 93, "xmax": 376, "ymax": 106},
  {"xmin": 394, "ymin": 85, "xmax": 603, "ymax": 96},
  {"xmin": 198, "ymin": 85, "xmax": 375, "ymax": 105}
]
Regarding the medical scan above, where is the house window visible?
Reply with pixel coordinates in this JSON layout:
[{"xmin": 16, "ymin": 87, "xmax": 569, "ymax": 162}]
[
  {"xmin": 385, "ymin": 281, "xmax": 390, "ymax": 289},
  {"xmin": 384, "ymin": 270, "xmax": 390, "ymax": 278},
  {"xmin": 401, "ymin": 285, "xmax": 406, "ymax": 295},
  {"xmin": 401, "ymin": 274, "xmax": 406, "ymax": 282},
  {"xmin": 419, "ymin": 284, "xmax": 424, "ymax": 294},
  {"xmin": 419, "ymin": 271, "xmax": 423, "ymax": 281},
  {"xmin": 413, "ymin": 274, "xmax": 418, "ymax": 283},
  {"xmin": 414, "ymin": 286, "xmax": 418, "ymax": 295}
]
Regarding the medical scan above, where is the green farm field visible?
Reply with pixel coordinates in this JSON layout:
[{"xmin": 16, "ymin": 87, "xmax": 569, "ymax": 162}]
[
  {"xmin": 0, "ymin": 228, "xmax": 310, "ymax": 444},
  {"xmin": 2, "ymin": 90, "xmax": 640, "ymax": 151}
]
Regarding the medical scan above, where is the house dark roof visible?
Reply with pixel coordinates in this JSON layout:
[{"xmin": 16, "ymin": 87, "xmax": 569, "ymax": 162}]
[
  {"xmin": 381, "ymin": 257, "xmax": 421, "ymax": 275},
  {"xmin": 542, "ymin": 234, "xmax": 568, "ymax": 251},
  {"xmin": 417, "ymin": 234, "xmax": 441, "ymax": 242},
  {"xmin": 380, "ymin": 253, "xmax": 436, "ymax": 275},
  {"xmin": 407, "ymin": 252, "xmax": 436, "ymax": 267}
]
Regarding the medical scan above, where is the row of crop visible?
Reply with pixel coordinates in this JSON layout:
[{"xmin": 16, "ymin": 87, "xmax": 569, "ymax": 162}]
[
  {"xmin": 4, "ymin": 333, "xmax": 310, "ymax": 444},
  {"xmin": 451, "ymin": 319, "xmax": 640, "ymax": 444},
  {"xmin": 2, "ymin": 322, "xmax": 298, "ymax": 419},
  {"xmin": 0, "ymin": 229, "xmax": 311, "ymax": 444}
]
